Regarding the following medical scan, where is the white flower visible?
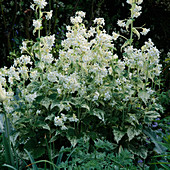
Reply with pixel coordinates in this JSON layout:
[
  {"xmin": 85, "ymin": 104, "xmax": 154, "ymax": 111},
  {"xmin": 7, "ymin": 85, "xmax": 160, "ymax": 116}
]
[
  {"xmin": 61, "ymin": 113, "xmax": 67, "ymax": 121},
  {"xmin": 8, "ymin": 77, "xmax": 13, "ymax": 85},
  {"xmin": 33, "ymin": 19, "xmax": 42, "ymax": 29},
  {"xmin": 69, "ymin": 114, "xmax": 79, "ymax": 122},
  {"xmin": 30, "ymin": 70, "xmax": 38, "ymax": 80},
  {"xmin": 41, "ymin": 53, "xmax": 53, "ymax": 64},
  {"xmin": 70, "ymin": 16, "xmax": 83, "ymax": 24},
  {"xmin": 141, "ymin": 28, "xmax": 150, "ymax": 35},
  {"xmin": 134, "ymin": 5, "xmax": 142, "ymax": 12},
  {"xmin": 36, "ymin": 110, "xmax": 41, "ymax": 114},
  {"xmin": 47, "ymin": 72, "xmax": 57, "ymax": 82},
  {"xmin": 94, "ymin": 18, "xmax": 105, "ymax": 26},
  {"xmin": 132, "ymin": 11, "xmax": 142, "ymax": 18},
  {"xmin": 93, "ymin": 91, "xmax": 100, "ymax": 101},
  {"xmin": 112, "ymin": 32, "xmax": 119, "ymax": 40},
  {"xmin": 20, "ymin": 41, "xmax": 27, "ymax": 53},
  {"xmin": 113, "ymin": 54, "xmax": 118, "ymax": 59},
  {"xmin": 117, "ymin": 20, "xmax": 126, "ymax": 27},
  {"xmin": 57, "ymin": 88, "xmax": 62, "ymax": 94},
  {"xmin": 76, "ymin": 11, "xmax": 86, "ymax": 18},
  {"xmin": 126, "ymin": 0, "xmax": 133, "ymax": 4},
  {"xmin": 54, "ymin": 116, "xmax": 63, "ymax": 126},
  {"xmin": 42, "ymin": 34, "xmax": 55, "ymax": 47},
  {"xmin": 25, "ymin": 92, "xmax": 37, "ymax": 103},
  {"xmin": 46, "ymin": 10, "xmax": 53, "ymax": 20},
  {"xmin": 104, "ymin": 91, "xmax": 111, "ymax": 101},
  {"xmin": 33, "ymin": 0, "xmax": 47, "ymax": 9}
]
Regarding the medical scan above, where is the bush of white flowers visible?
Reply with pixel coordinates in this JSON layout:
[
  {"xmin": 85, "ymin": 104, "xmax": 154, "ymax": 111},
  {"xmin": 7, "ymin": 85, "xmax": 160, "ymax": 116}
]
[{"xmin": 0, "ymin": 0, "xmax": 163, "ymax": 159}]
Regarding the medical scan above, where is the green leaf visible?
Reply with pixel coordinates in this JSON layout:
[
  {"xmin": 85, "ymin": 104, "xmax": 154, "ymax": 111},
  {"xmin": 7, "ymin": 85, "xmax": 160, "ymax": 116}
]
[
  {"xmin": 144, "ymin": 111, "xmax": 160, "ymax": 120},
  {"xmin": 42, "ymin": 124, "xmax": 50, "ymax": 131},
  {"xmin": 165, "ymin": 58, "xmax": 170, "ymax": 62},
  {"xmin": 143, "ymin": 128, "xmax": 166, "ymax": 154},
  {"xmin": 129, "ymin": 144, "xmax": 148, "ymax": 159},
  {"xmin": 132, "ymin": 27, "xmax": 140, "ymax": 39},
  {"xmin": 40, "ymin": 97, "xmax": 51, "ymax": 110},
  {"xmin": 45, "ymin": 114, "xmax": 55, "ymax": 121},
  {"xmin": 113, "ymin": 128, "xmax": 126, "ymax": 143},
  {"xmin": 138, "ymin": 91, "xmax": 150, "ymax": 104},
  {"xmin": 3, "ymin": 164, "xmax": 17, "ymax": 170},
  {"xmin": 50, "ymin": 100, "xmax": 60, "ymax": 110},
  {"xmin": 127, "ymin": 127, "xmax": 141, "ymax": 141},
  {"xmin": 81, "ymin": 104, "xmax": 90, "ymax": 111},
  {"xmin": 24, "ymin": 149, "xmax": 38, "ymax": 170},
  {"xmin": 49, "ymin": 131, "xmax": 60, "ymax": 143},
  {"xmin": 126, "ymin": 19, "xmax": 133, "ymax": 31},
  {"xmin": 91, "ymin": 108, "xmax": 105, "ymax": 122}
]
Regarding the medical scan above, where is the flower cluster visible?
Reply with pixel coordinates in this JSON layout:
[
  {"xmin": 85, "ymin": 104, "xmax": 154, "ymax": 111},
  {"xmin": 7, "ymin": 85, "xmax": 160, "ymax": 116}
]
[
  {"xmin": 54, "ymin": 113, "xmax": 79, "ymax": 130},
  {"xmin": 0, "ymin": 0, "xmax": 163, "ymax": 148}
]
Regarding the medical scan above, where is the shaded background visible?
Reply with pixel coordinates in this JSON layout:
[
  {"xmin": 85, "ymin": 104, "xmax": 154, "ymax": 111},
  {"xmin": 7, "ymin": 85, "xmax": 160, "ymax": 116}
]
[{"xmin": 0, "ymin": 0, "xmax": 169, "ymax": 88}]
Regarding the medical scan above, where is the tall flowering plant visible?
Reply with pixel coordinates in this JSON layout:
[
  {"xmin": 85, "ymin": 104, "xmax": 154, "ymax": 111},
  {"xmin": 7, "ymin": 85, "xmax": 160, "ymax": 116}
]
[{"xmin": 0, "ymin": 0, "xmax": 163, "ymax": 159}]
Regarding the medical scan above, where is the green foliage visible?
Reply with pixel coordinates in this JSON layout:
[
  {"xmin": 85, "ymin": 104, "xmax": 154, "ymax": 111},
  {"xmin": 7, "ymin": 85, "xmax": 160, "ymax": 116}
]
[{"xmin": 57, "ymin": 138, "xmax": 139, "ymax": 169}]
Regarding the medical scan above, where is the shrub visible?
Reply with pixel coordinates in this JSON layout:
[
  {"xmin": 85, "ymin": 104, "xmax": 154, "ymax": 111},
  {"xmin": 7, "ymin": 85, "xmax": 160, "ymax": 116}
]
[{"xmin": 0, "ymin": 0, "xmax": 164, "ymax": 164}]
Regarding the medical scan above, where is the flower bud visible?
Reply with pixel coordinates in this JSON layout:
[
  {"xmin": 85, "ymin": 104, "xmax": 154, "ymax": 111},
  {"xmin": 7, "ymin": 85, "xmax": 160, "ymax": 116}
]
[{"xmin": 0, "ymin": 83, "xmax": 7, "ymax": 102}]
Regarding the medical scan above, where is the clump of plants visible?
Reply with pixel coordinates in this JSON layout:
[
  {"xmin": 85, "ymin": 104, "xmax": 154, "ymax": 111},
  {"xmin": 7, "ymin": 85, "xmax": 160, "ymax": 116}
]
[{"xmin": 0, "ymin": 0, "xmax": 168, "ymax": 169}]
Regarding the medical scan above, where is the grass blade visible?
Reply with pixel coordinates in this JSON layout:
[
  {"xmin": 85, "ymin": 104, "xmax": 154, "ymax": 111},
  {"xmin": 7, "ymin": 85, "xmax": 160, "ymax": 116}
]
[{"xmin": 24, "ymin": 149, "xmax": 38, "ymax": 170}]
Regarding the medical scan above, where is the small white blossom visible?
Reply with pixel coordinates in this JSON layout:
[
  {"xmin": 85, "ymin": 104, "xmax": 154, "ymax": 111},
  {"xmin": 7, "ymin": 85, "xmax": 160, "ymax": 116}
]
[
  {"xmin": 69, "ymin": 114, "xmax": 79, "ymax": 122},
  {"xmin": 20, "ymin": 41, "xmax": 27, "ymax": 53},
  {"xmin": 117, "ymin": 20, "xmax": 126, "ymax": 27},
  {"xmin": 113, "ymin": 54, "xmax": 118, "ymax": 59},
  {"xmin": 25, "ymin": 92, "xmax": 37, "ymax": 103},
  {"xmin": 94, "ymin": 18, "xmax": 105, "ymax": 26},
  {"xmin": 132, "ymin": 11, "xmax": 142, "ymax": 18},
  {"xmin": 54, "ymin": 116, "xmax": 63, "ymax": 126},
  {"xmin": 104, "ymin": 91, "xmax": 111, "ymax": 101},
  {"xmin": 126, "ymin": 0, "xmax": 133, "ymax": 4},
  {"xmin": 33, "ymin": 19, "xmax": 42, "ymax": 29},
  {"xmin": 46, "ymin": 10, "xmax": 53, "ymax": 20},
  {"xmin": 76, "ymin": 11, "xmax": 86, "ymax": 18},
  {"xmin": 141, "ymin": 28, "xmax": 150, "ymax": 35},
  {"xmin": 70, "ymin": 16, "xmax": 83, "ymax": 24},
  {"xmin": 112, "ymin": 32, "xmax": 119, "ymax": 40},
  {"xmin": 93, "ymin": 91, "xmax": 100, "ymax": 101},
  {"xmin": 61, "ymin": 113, "xmax": 67, "ymax": 121},
  {"xmin": 33, "ymin": 0, "xmax": 47, "ymax": 9}
]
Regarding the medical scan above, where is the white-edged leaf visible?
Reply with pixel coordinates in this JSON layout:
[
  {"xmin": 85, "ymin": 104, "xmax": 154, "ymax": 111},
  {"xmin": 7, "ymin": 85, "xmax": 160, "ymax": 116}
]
[
  {"xmin": 42, "ymin": 124, "xmax": 50, "ymax": 131},
  {"xmin": 145, "ymin": 111, "xmax": 160, "ymax": 119},
  {"xmin": 113, "ymin": 128, "xmax": 126, "ymax": 143},
  {"xmin": 138, "ymin": 91, "xmax": 150, "ymax": 105},
  {"xmin": 126, "ymin": 19, "xmax": 132, "ymax": 30},
  {"xmin": 127, "ymin": 127, "xmax": 141, "ymax": 141},
  {"xmin": 40, "ymin": 97, "xmax": 51, "ymax": 110},
  {"xmin": 81, "ymin": 104, "xmax": 90, "ymax": 111},
  {"xmin": 92, "ymin": 109, "xmax": 105, "ymax": 122}
]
